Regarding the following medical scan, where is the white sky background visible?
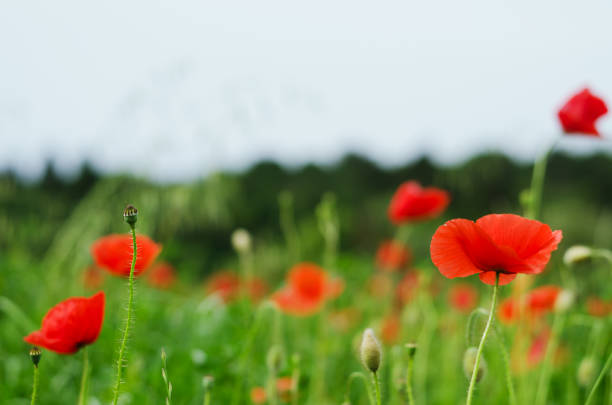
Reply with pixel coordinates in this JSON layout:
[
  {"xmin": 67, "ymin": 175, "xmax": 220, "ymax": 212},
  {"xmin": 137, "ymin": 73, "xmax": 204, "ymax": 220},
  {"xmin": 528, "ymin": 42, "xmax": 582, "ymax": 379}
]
[{"xmin": 1, "ymin": 1, "xmax": 612, "ymax": 182}]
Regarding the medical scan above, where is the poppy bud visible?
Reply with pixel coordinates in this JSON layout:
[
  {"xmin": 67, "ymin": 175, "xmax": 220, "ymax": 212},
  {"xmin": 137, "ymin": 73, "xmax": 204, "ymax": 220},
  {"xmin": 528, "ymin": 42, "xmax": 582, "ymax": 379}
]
[
  {"xmin": 231, "ymin": 228, "xmax": 252, "ymax": 254},
  {"xmin": 202, "ymin": 375, "xmax": 214, "ymax": 390},
  {"xmin": 405, "ymin": 343, "xmax": 417, "ymax": 358},
  {"xmin": 29, "ymin": 347, "xmax": 41, "ymax": 367},
  {"xmin": 266, "ymin": 345, "xmax": 285, "ymax": 374},
  {"xmin": 577, "ymin": 357, "xmax": 598, "ymax": 387},
  {"xmin": 123, "ymin": 204, "xmax": 138, "ymax": 227},
  {"xmin": 554, "ymin": 290, "xmax": 575, "ymax": 313},
  {"xmin": 563, "ymin": 245, "xmax": 592, "ymax": 266},
  {"xmin": 360, "ymin": 328, "xmax": 382, "ymax": 373},
  {"xmin": 463, "ymin": 347, "xmax": 486, "ymax": 382}
]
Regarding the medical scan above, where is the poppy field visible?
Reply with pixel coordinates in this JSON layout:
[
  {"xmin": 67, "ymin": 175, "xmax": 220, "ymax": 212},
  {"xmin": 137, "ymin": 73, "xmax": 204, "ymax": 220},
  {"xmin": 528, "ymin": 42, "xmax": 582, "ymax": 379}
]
[{"xmin": 2, "ymin": 88, "xmax": 612, "ymax": 405}]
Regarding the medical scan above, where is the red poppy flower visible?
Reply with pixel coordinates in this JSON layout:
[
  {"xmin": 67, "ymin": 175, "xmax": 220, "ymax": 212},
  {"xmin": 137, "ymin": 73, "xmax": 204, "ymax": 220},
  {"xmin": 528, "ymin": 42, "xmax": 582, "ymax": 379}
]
[
  {"xmin": 24, "ymin": 292, "xmax": 105, "ymax": 354},
  {"xmin": 558, "ymin": 88, "xmax": 608, "ymax": 136},
  {"xmin": 146, "ymin": 262, "xmax": 177, "ymax": 289},
  {"xmin": 82, "ymin": 266, "xmax": 105, "ymax": 290},
  {"xmin": 527, "ymin": 328, "xmax": 550, "ymax": 367},
  {"xmin": 527, "ymin": 286, "xmax": 561, "ymax": 315},
  {"xmin": 245, "ymin": 277, "xmax": 269, "ymax": 302},
  {"xmin": 380, "ymin": 314, "xmax": 401, "ymax": 345},
  {"xmin": 250, "ymin": 387, "xmax": 267, "ymax": 404},
  {"xmin": 276, "ymin": 376, "xmax": 295, "ymax": 402},
  {"xmin": 430, "ymin": 214, "xmax": 562, "ymax": 286},
  {"xmin": 448, "ymin": 283, "xmax": 478, "ymax": 314},
  {"xmin": 586, "ymin": 297, "xmax": 611, "ymax": 317},
  {"xmin": 206, "ymin": 271, "xmax": 241, "ymax": 302},
  {"xmin": 272, "ymin": 263, "xmax": 343, "ymax": 316},
  {"xmin": 91, "ymin": 234, "xmax": 161, "ymax": 277},
  {"xmin": 376, "ymin": 240, "xmax": 411, "ymax": 272},
  {"xmin": 388, "ymin": 181, "xmax": 450, "ymax": 224}
]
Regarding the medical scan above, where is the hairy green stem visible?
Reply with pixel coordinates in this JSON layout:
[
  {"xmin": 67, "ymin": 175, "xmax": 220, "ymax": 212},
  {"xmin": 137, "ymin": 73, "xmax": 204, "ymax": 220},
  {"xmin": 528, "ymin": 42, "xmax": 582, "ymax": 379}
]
[
  {"xmin": 466, "ymin": 273, "xmax": 499, "ymax": 405},
  {"xmin": 111, "ymin": 227, "xmax": 137, "ymax": 405},
  {"xmin": 406, "ymin": 355, "xmax": 415, "ymax": 405},
  {"xmin": 585, "ymin": 350, "xmax": 612, "ymax": 405},
  {"xmin": 30, "ymin": 365, "xmax": 39, "ymax": 405},
  {"xmin": 535, "ymin": 312, "xmax": 564, "ymax": 405},
  {"xmin": 372, "ymin": 372, "xmax": 382, "ymax": 405},
  {"xmin": 493, "ymin": 325, "xmax": 517, "ymax": 405},
  {"xmin": 77, "ymin": 348, "xmax": 90, "ymax": 405}
]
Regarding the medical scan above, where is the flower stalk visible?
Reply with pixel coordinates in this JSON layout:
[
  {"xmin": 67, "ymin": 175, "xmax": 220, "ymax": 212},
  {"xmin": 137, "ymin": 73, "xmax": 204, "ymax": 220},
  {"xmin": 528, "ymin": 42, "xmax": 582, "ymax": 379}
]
[
  {"xmin": 77, "ymin": 348, "xmax": 90, "ymax": 405},
  {"xmin": 111, "ymin": 205, "xmax": 139, "ymax": 405},
  {"xmin": 29, "ymin": 347, "xmax": 41, "ymax": 405},
  {"xmin": 466, "ymin": 273, "xmax": 500, "ymax": 405}
]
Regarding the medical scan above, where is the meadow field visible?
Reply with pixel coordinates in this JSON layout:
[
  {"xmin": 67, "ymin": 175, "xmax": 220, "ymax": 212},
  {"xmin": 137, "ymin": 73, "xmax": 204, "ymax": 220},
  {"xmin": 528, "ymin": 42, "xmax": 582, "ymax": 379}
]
[{"xmin": 1, "ymin": 134, "xmax": 612, "ymax": 405}]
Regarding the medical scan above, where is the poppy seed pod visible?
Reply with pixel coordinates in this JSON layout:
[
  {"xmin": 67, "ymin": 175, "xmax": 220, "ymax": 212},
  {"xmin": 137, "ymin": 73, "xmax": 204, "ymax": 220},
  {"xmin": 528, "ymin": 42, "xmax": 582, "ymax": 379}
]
[
  {"xmin": 463, "ymin": 347, "xmax": 487, "ymax": 382},
  {"xmin": 231, "ymin": 228, "xmax": 252, "ymax": 254},
  {"xmin": 360, "ymin": 328, "xmax": 382, "ymax": 373},
  {"xmin": 577, "ymin": 357, "xmax": 598, "ymax": 387},
  {"xmin": 123, "ymin": 204, "xmax": 138, "ymax": 227},
  {"xmin": 29, "ymin": 347, "xmax": 41, "ymax": 367},
  {"xmin": 405, "ymin": 343, "xmax": 417, "ymax": 358},
  {"xmin": 563, "ymin": 245, "xmax": 592, "ymax": 266}
]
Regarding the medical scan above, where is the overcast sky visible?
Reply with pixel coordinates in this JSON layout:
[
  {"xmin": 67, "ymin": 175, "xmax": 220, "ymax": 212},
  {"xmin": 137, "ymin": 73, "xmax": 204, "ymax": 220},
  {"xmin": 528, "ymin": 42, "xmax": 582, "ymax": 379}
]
[{"xmin": 1, "ymin": 1, "xmax": 612, "ymax": 182}]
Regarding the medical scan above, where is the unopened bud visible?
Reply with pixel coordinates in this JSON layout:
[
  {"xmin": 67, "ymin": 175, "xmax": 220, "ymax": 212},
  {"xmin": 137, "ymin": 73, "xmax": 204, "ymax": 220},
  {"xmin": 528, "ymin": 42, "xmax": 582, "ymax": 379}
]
[
  {"xmin": 405, "ymin": 343, "xmax": 417, "ymax": 358},
  {"xmin": 554, "ymin": 290, "xmax": 575, "ymax": 313},
  {"xmin": 577, "ymin": 357, "xmax": 598, "ymax": 387},
  {"xmin": 563, "ymin": 245, "xmax": 592, "ymax": 266},
  {"xmin": 202, "ymin": 375, "xmax": 214, "ymax": 390},
  {"xmin": 360, "ymin": 328, "xmax": 382, "ymax": 373},
  {"xmin": 29, "ymin": 347, "xmax": 41, "ymax": 367},
  {"xmin": 266, "ymin": 345, "xmax": 285, "ymax": 373},
  {"xmin": 463, "ymin": 347, "xmax": 486, "ymax": 382},
  {"xmin": 231, "ymin": 228, "xmax": 252, "ymax": 254},
  {"xmin": 123, "ymin": 204, "xmax": 138, "ymax": 227}
]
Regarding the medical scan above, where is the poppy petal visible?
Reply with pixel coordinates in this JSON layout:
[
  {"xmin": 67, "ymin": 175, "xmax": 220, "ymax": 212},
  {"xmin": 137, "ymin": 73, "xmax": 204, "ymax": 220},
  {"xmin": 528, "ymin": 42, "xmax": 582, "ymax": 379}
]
[
  {"xmin": 476, "ymin": 214, "xmax": 563, "ymax": 274},
  {"xmin": 478, "ymin": 271, "xmax": 516, "ymax": 285},
  {"xmin": 430, "ymin": 219, "xmax": 487, "ymax": 279}
]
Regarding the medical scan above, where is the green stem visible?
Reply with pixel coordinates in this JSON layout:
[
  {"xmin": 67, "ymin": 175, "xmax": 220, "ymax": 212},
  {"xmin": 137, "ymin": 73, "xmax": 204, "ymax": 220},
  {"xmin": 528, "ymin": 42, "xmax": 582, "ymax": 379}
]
[
  {"xmin": 406, "ymin": 356, "xmax": 415, "ymax": 405},
  {"xmin": 585, "ymin": 350, "xmax": 612, "ymax": 405},
  {"xmin": 77, "ymin": 348, "xmax": 90, "ymax": 405},
  {"xmin": 346, "ymin": 372, "xmax": 374, "ymax": 405},
  {"xmin": 203, "ymin": 391, "xmax": 210, "ymax": 405},
  {"xmin": 535, "ymin": 313, "xmax": 565, "ymax": 405},
  {"xmin": 492, "ymin": 325, "xmax": 517, "ymax": 405},
  {"xmin": 229, "ymin": 304, "xmax": 273, "ymax": 405},
  {"xmin": 466, "ymin": 273, "xmax": 500, "ymax": 405},
  {"xmin": 527, "ymin": 140, "xmax": 557, "ymax": 220},
  {"xmin": 111, "ymin": 227, "xmax": 137, "ymax": 405},
  {"xmin": 30, "ymin": 365, "xmax": 39, "ymax": 405},
  {"xmin": 372, "ymin": 372, "xmax": 382, "ymax": 405}
]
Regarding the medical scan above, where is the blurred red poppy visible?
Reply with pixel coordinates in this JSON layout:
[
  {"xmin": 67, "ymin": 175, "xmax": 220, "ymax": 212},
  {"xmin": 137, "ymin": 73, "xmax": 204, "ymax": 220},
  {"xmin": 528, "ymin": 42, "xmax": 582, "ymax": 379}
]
[
  {"xmin": 431, "ymin": 214, "xmax": 562, "ymax": 286},
  {"xmin": 527, "ymin": 328, "xmax": 550, "ymax": 367},
  {"xmin": 388, "ymin": 181, "xmax": 449, "ymax": 224},
  {"xmin": 558, "ymin": 88, "xmax": 608, "ymax": 136},
  {"xmin": 498, "ymin": 285, "xmax": 562, "ymax": 324},
  {"xmin": 376, "ymin": 240, "xmax": 411, "ymax": 272},
  {"xmin": 146, "ymin": 262, "xmax": 177, "ymax": 289},
  {"xmin": 272, "ymin": 262, "xmax": 343, "ymax": 316},
  {"xmin": 245, "ymin": 277, "xmax": 269, "ymax": 302},
  {"xmin": 448, "ymin": 283, "xmax": 478, "ymax": 314},
  {"xmin": 250, "ymin": 386, "xmax": 266, "ymax": 404},
  {"xmin": 24, "ymin": 292, "xmax": 105, "ymax": 354},
  {"xmin": 206, "ymin": 271, "xmax": 241, "ymax": 302},
  {"xmin": 82, "ymin": 266, "xmax": 105, "ymax": 290},
  {"xmin": 276, "ymin": 376, "xmax": 294, "ymax": 402},
  {"xmin": 396, "ymin": 271, "xmax": 420, "ymax": 305},
  {"xmin": 380, "ymin": 314, "xmax": 401, "ymax": 345},
  {"xmin": 91, "ymin": 234, "xmax": 161, "ymax": 277},
  {"xmin": 586, "ymin": 297, "xmax": 611, "ymax": 317}
]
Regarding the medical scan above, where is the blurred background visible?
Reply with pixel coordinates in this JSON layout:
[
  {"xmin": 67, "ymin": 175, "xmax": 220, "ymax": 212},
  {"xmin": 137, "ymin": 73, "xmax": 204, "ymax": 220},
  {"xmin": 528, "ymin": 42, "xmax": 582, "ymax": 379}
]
[{"xmin": 2, "ymin": 1, "xmax": 612, "ymax": 274}]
